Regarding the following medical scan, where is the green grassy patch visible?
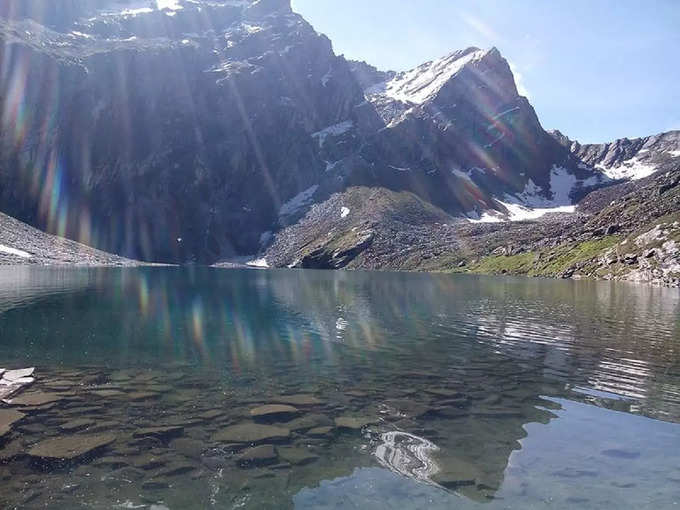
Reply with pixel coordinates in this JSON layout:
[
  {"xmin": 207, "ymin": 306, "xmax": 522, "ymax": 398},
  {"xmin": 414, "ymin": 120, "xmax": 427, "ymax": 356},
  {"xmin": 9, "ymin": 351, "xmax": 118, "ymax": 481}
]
[
  {"xmin": 467, "ymin": 252, "xmax": 535, "ymax": 275},
  {"xmin": 532, "ymin": 236, "xmax": 620, "ymax": 276}
]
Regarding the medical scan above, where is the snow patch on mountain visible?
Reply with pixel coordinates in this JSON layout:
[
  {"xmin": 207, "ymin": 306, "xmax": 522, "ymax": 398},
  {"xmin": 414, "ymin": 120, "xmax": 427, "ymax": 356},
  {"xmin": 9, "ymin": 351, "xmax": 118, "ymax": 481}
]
[
  {"xmin": 279, "ymin": 185, "xmax": 318, "ymax": 218},
  {"xmin": 468, "ymin": 166, "xmax": 604, "ymax": 223},
  {"xmin": 0, "ymin": 244, "xmax": 31, "ymax": 259},
  {"xmin": 595, "ymin": 157, "xmax": 657, "ymax": 181},
  {"xmin": 366, "ymin": 47, "xmax": 489, "ymax": 105},
  {"xmin": 312, "ymin": 121, "xmax": 353, "ymax": 147},
  {"xmin": 513, "ymin": 166, "xmax": 603, "ymax": 208},
  {"xmin": 469, "ymin": 202, "xmax": 576, "ymax": 223},
  {"xmin": 668, "ymin": 150, "xmax": 680, "ymax": 158}
]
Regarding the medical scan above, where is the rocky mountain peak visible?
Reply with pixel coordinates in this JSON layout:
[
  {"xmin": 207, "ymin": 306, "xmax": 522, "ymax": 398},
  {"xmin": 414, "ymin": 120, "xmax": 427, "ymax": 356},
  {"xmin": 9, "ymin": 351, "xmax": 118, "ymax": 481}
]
[{"xmin": 0, "ymin": 5, "xmax": 659, "ymax": 264}]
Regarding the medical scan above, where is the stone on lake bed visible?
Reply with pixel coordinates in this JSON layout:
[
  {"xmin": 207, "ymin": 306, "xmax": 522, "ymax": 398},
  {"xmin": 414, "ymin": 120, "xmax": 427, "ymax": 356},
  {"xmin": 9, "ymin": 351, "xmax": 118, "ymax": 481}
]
[
  {"xmin": 5, "ymin": 392, "xmax": 63, "ymax": 407},
  {"xmin": 212, "ymin": 423, "xmax": 290, "ymax": 444},
  {"xmin": 133, "ymin": 426, "xmax": 184, "ymax": 442},
  {"xmin": 133, "ymin": 454, "xmax": 167, "ymax": 470},
  {"xmin": 170, "ymin": 438, "xmax": 206, "ymax": 459},
  {"xmin": 250, "ymin": 404, "xmax": 299, "ymax": 418},
  {"xmin": 278, "ymin": 447, "xmax": 319, "ymax": 466},
  {"xmin": 93, "ymin": 456, "xmax": 129, "ymax": 469},
  {"xmin": 237, "ymin": 445, "xmax": 278, "ymax": 467},
  {"xmin": 127, "ymin": 392, "xmax": 159, "ymax": 401},
  {"xmin": 90, "ymin": 390, "xmax": 126, "ymax": 398},
  {"xmin": 0, "ymin": 439, "xmax": 24, "ymax": 461},
  {"xmin": 271, "ymin": 394, "xmax": 323, "ymax": 406},
  {"xmin": 27, "ymin": 434, "xmax": 116, "ymax": 464},
  {"xmin": 334, "ymin": 417, "xmax": 377, "ymax": 430},
  {"xmin": 157, "ymin": 462, "xmax": 196, "ymax": 477},
  {"xmin": 142, "ymin": 479, "xmax": 169, "ymax": 490},
  {"xmin": 197, "ymin": 410, "xmax": 226, "ymax": 420},
  {"xmin": 307, "ymin": 426, "xmax": 334, "ymax": 438},
  {"xmin": 59, "ymin": 419, "xmax": 95, "ymax": 433},
  {"xmin": 284, "ymin": 414, "xmax": 333, "ymax": 432},
  {"xmin": 0, "ymin": 409, "xmax": 26, "ymax": 438},
  {"xmin": 425, "ymin": 388, "xmax": 463, "ymax": 398}
]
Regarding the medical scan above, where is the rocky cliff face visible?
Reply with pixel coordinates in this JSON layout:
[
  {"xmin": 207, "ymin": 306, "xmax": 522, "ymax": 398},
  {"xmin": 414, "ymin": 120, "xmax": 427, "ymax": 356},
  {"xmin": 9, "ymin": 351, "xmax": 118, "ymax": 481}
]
[
  {"xmin": 0, "ymin": 0, "xmax": 665, "ymax": 264},
  {"xmin": 0, "ymin": 0, "xmax": 365, "ymax": 262},
  {"xmin": 552, "ymin": 129, "xmax": 680, "ymax": 181}
]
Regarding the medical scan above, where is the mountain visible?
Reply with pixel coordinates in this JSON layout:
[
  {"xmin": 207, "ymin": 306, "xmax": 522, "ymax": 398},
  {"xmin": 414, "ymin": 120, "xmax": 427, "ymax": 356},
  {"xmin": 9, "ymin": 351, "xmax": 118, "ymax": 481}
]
[
  {"xmin": 0, "ymin": 210, "xmax": 138, "ymax": 265},
  {"xmin": 0, "ymin": 0, "xmax": 611, "ymax": 263},
  {"xmin": 0, "ymin": 0, "xmax": 678, "ymax": 282},
  {"xmin": 552, "ymin": 129, "xmax": 680, "ymax": 180}
]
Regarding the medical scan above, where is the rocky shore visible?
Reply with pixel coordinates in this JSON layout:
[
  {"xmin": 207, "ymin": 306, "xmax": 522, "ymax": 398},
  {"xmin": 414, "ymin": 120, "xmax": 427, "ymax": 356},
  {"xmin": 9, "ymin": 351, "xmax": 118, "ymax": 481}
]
[
  {"xmin": 264, "ymin": 165, "xmax": 680, "ymax": 287},
  {"xmin": 0, "ymin": 212, "xmax": 141, "ymax": 266}
]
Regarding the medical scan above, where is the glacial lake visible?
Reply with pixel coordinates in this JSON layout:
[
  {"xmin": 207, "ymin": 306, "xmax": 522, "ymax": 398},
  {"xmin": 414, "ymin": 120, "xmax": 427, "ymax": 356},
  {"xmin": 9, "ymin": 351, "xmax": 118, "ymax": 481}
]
[{"xmin": 0, "ymin": 266, "xmax": 679, "ymax": 509}]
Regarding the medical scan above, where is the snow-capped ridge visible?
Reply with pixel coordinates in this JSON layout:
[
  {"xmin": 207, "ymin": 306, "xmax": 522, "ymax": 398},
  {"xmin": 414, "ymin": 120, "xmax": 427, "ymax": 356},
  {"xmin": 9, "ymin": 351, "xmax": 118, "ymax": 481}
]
[{"xmin": 366, "ymin": 46, "xmax": 496, "ymax": 105}]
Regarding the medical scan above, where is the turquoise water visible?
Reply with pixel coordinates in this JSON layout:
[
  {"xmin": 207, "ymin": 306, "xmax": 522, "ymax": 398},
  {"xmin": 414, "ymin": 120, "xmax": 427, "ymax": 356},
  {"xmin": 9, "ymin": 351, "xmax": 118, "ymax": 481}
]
[{"xmin": 0, "ymin": 266, "xmax": 679, "ymax": 509}]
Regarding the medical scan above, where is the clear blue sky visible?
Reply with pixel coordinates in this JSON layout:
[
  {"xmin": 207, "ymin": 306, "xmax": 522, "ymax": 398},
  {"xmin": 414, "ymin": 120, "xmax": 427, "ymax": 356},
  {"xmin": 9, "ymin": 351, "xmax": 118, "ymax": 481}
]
[{"xmin": 292, "ymin": 0, "xmax": 680, "ymax": 144}]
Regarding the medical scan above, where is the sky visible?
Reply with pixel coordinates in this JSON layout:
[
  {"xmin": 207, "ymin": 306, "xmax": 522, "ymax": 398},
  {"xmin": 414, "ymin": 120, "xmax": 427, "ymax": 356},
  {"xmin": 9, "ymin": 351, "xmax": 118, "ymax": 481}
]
[{"xmin": 291, "ymin": 0, "xmax": 680, "ymax": 144}]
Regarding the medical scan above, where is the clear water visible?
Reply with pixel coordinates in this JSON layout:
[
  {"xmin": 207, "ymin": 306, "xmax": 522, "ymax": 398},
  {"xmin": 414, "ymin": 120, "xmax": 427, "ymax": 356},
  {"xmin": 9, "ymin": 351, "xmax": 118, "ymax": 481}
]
[{"xmin": 0, "ymin": 266, "xmax": 679, "ymax": 509}]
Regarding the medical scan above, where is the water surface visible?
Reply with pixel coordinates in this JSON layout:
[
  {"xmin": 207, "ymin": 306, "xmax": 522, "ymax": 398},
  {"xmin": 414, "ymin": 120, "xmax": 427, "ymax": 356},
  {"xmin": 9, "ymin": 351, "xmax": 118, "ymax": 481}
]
[{"xmin": 0, "ymin": 267, "xmax": 679, "ymax": 509}]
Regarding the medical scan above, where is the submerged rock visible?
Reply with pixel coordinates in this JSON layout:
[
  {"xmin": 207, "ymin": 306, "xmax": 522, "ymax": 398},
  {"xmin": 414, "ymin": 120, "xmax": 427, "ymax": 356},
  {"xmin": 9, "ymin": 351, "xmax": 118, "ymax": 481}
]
[
  {"xmin": 284, "ymin": 414, "xmax": 332, "ymax": 432},
  {"xmin": 127, "ymin": 392, "xmax": 159, "ymax": 401},
  {"xmin": 0, "ymin": 438, "xmax": 24, "ymax": 461},
  {"xmin": 170, "ymin": 438, "xmax": 206, "ymax": 459},
  {"xmin": 6, "ymin": 392, "xmax": 64, "ymax": 407},
  {"xmin": 90, "ymin": 390, "xmax": 126, "ymax": 398},
  {"xmin": 0, "ymin": 409, "xmax": 25, "ymax": 438},
  {"xmin": 59, "ymin": 419, "xmax": 95, "ymax": 433},
  {"xmin": 197, "ymin": 410, "xmax": 226, "ymax": 421},
  {"xmin": 27, "ymin": 434, "xmax": 116, "ymax": 466},
  {"xmin": 278, "ymin": 447, "xmax": 319, "ymax": 466},
  {"xmin": 334, "ymin": 416, "xmax": 377, "ymax": 430},
  {"xmin": 237, "ymin": 445, "xmax": 278, "ymax": 467},
  {"xmin": 133, "ymin": 426, "xmax": 184, "ymax": 442},
  {"xmin": 250, "ymin": 405, "xmax": 299, "ymax": 420},
  {"xmin": 271, "ymin": 395, "xmax": 323, "ymax": 406},
  {"xmin": 212, "ymin": 423, "xmax": 290, "ymax": 444},
  {"xmin": 307, "ymin": 426, "xmax": 334, "ymax": 438}
]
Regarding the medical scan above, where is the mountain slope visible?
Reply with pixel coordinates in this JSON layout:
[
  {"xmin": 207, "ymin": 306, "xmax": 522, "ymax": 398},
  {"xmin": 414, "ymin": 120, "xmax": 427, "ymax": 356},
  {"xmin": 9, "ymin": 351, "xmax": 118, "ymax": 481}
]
[
  {"xmin": 0, "ymin": 0, "xmax": 368, "ymax": 262},
  {"xmin": 552, "ymin": 130, "xmax": 680, "ymax": 180},
  {"xmin": 0, "ymin": 210, "xmax": 139, "ymax": 265},
  {"xmin": 265, "ymin": 164, "xmax": 680, "ymax": 285},
  {"xmin": 0, "ymin": 0, "xmax": 677, "ymax": 277},
  {"xmin": 0, "ymin": 0, "xmax": 611, "ymax": 264}
]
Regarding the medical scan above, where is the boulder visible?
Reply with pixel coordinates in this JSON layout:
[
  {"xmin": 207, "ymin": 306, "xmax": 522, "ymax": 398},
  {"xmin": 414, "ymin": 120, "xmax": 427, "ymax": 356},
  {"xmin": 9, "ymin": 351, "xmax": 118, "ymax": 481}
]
[
  {"xmin": 283, "ymin": 414, "xmax": 332, "ymax": 432},
  {"xmin": 27, "ymin": 434, "xmax": 116, "ymax": 466},
  {"xmin": 133, "ymin": 426, "xmax": 184, "ymax": 442},
  {"xmin": 271, "ymin": 394, "xmax": 323, "ymax": 406},
  {"xmin": 278, "ymin": 447, "xmax": 319, "ymax": 466},
  {"xmin": 59, "ymin": 419, "xmax": 95, "ymax": 433},
  {"xmin": 249, "ymin": 404, "xmax": 299, "ymax": 419},
  {"xmin": 0, "ymin": 409, "xmax": 25, "ymax": 438},
  {"xmin": 237, "ymin": 445, "xmax": 278, "ymax": 467},
  {"xmin": 6, "ymin": 392, "xmax": 64, "ymax": 407},
  {"xmin": 212, "ymin": 423, "xmax": 290, "ymax": 444},
  {"xmin": 307, "ymin": 426, "xmax": 334, "ymax": 438}
]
